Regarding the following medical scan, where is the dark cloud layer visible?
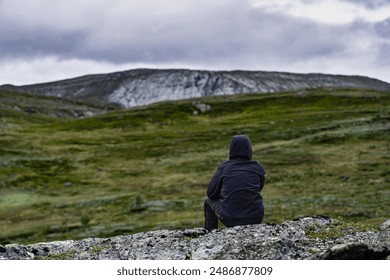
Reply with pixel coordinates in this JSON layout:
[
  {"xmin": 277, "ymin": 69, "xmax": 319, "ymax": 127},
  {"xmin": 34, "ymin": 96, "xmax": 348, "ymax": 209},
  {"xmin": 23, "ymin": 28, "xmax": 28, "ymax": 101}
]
[
  {"xmin": 0, "ymin": 0, "xmax": 389, "ymax": 84},
  {"xmin": 0, "ymin": 1, "xmax": 349, "ymax": 64},
  {"xmin": 375, "ymin": 18, "xmax": 390, "ymax": 38},
  {"xmin": 341, "ymin": 0, "xmax": 390, "ymax": 9},
  {"xmin": 0, "ymin": 28, "xmax": 85, "ymax": 59}
]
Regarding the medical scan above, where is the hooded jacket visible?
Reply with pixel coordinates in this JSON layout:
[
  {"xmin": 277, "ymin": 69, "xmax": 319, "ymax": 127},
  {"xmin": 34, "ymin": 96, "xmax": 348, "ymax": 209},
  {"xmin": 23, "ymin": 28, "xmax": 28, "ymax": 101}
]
[{"xmin": 207, "ymin": 135, "xmax": 265, "ymax": 226}]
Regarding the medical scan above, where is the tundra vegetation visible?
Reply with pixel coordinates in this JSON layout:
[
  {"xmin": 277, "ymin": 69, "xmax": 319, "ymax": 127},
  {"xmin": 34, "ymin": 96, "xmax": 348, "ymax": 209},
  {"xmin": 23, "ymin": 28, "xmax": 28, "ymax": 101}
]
[{"xmin": 0, "ymin": 88, "xmax": 389, "ymax": 245}]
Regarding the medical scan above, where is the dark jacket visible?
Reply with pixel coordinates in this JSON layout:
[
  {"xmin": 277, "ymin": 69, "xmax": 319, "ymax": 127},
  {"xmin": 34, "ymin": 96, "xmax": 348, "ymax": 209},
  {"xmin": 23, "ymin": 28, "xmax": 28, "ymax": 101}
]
[{"xmin": 207, "ymin": 135, "xmax": 265, "ymax": 226}]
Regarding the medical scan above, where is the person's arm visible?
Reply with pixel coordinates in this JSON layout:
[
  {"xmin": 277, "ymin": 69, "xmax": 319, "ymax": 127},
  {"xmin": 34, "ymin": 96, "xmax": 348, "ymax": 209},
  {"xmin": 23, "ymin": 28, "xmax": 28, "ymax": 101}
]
[
  {"xmin": 259, "ymin": 163, "xmax": 265, "ymax": 192},
  {"xmin": 207, "ymin": 166, "xmax": 223, "ymax": 200}
]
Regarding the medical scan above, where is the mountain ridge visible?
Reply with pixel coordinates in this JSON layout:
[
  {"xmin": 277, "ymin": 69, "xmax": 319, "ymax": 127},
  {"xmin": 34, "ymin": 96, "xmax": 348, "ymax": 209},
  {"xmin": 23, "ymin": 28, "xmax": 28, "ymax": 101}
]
[{"xmin": 2, "ymin": 68, "xmax": 390, "ymax": 108}]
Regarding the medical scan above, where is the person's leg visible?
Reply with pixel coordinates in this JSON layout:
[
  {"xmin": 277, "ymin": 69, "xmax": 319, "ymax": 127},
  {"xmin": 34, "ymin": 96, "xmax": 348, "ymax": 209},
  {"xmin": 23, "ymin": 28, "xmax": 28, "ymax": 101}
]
[{"xmin": 204, "ymin": 199, "xmax": 222, "ymax": 230}]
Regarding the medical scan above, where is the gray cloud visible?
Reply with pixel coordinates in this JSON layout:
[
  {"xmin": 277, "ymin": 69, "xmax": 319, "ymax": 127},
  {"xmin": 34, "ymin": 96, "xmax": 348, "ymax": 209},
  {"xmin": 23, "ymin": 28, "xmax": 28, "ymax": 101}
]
[
  {"xmin": 377, "ymin": 42, "xmax": 390, "ymax": 65},
  {"xmin": 0, "ymin": 27, "xmax": 85, "ymax": 59},
  {"xmin": 374, "ymin": 17, "xmax": 390, "ymax": 67},
  {"xmin": 0, "ymin": 0, "xmax": 389, "ymax": 84},
  {"xmin": 0, "ymin": 0, "xmax": 350, "ymax": 64},
  {"xmin": 375, "ymin": 18, "xmax": 390, "ymax": 38},
  {"xmin": 72, "ymin": 4, "xmax": 349, "ymax": 66},
  {"xmin": 340, "ymin": 0, "xmax": 390, "ymax": 9}
]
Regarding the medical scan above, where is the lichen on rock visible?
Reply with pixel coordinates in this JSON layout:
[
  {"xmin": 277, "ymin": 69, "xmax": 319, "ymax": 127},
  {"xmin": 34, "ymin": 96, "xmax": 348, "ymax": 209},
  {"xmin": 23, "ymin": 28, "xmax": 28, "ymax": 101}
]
[{"xmin": 1, "ymin": 216, "xmax": 389, "ymax": 260}]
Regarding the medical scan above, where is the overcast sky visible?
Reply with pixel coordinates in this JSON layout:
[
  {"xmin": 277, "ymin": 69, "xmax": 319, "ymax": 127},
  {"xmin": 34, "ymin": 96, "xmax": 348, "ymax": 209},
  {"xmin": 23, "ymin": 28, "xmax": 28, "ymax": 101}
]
[{"xmin": 0, "ymin": 0, "xmax": 389, "ymax": 85}]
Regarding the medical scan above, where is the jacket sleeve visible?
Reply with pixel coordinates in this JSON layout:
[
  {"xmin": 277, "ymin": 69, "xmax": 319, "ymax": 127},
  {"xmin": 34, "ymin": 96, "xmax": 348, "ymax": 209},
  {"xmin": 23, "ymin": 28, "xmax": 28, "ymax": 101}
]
[
  {"xmin": 207, "ymin": 165, "xmax": 223, "ymax": 200},
  {"xmin": 259, "ymin": 164, "xmax": 265, "ymax": 192}
]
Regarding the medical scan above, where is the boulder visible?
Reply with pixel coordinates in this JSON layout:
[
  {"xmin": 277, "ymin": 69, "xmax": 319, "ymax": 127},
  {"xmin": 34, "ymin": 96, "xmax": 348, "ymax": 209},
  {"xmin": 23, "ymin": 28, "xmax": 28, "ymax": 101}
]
[{"xmin": 1, "ymin": 216, "xmax": 389, "ymax": 260}]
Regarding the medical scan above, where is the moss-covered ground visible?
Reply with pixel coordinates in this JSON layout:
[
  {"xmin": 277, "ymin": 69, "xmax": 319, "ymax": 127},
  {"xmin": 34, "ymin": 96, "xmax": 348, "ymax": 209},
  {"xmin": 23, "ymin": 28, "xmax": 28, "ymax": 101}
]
[{"xmin": 0, "ymin": 88, "xmax": 389, "ymax": 244}]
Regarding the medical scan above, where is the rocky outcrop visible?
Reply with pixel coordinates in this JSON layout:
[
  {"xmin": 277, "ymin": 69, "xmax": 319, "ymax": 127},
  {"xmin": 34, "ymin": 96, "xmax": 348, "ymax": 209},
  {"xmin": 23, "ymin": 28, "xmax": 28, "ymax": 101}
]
[
  {"xmin": 2, "ymin": 69, "xmax": 390, "ymax": 108},
  {"xmin": 1, "ymin": 216, "xmax": 389, "ymax": 260}
]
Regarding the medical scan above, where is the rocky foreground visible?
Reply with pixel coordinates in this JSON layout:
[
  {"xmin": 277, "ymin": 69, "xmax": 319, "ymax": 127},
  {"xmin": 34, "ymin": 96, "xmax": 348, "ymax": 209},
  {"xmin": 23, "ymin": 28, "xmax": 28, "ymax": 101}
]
[{"xmin": 1, "ymin": 216, "xmax": 389, "ymax": 260}]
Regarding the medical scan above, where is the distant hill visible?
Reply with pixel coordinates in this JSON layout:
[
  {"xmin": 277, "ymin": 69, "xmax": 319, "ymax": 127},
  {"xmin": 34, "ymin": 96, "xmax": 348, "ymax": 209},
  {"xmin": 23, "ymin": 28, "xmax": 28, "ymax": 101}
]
[
  {"xmin": 0, "ymin": 89, "xmax": 114, "ymax": 120},
  {"xmin": 2, "ymin": 69, "xmax": 390, "ymax": 108}
]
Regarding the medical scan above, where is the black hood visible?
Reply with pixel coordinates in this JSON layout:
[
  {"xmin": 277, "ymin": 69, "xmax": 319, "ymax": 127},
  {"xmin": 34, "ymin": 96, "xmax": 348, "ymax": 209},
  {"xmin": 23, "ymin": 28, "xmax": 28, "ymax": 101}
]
[{"xmin": 229, "ymin": 135, "xmax": 252, "ymax": 160}]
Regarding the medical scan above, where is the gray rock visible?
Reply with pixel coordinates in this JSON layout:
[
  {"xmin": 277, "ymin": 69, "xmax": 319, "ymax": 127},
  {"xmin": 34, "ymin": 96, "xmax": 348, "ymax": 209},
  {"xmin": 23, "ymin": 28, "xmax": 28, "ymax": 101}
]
[
  {"xmin": 1, "ymin": 216, "xmax": 389, "ymax": 260},
  {"xmin": 380, "ymin": 219, "xmax": 390, "ymax": 231},
  {"xmin": 379, "ymin": 220, "xmax": 390, "ymax": 244},
  {"xmin": 313, "ymin": 243, "xmax": 390, "ymax": 260},
  {"xmin": 1, "ymin": 244, "xmax": 34, "ymax": 260},
  {"xmin": 192, "ymin": 101, "xmax": 211, "ymax": 113}
]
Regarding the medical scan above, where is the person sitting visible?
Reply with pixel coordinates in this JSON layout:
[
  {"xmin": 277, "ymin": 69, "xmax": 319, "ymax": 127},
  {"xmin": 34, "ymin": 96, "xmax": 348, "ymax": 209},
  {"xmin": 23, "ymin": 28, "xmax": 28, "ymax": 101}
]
[{"xmin": 204, "ymin": 135, "xmax": 265, "ymax": 230}]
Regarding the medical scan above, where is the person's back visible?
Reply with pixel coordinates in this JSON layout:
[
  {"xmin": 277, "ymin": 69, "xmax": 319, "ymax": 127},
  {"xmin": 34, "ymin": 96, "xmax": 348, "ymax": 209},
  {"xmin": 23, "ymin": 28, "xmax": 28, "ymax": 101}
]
[{"xmin": 204, "ymin": 135, "xmax": 265, "ymax": 229}]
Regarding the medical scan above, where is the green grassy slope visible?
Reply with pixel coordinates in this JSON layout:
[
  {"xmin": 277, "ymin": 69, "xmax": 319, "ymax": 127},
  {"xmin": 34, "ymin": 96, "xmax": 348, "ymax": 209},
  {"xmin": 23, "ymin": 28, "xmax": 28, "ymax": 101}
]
[
  {"xmin": 0, "ymin": 88, "xmax": 389, "ymax": 245},
  {"xmin": 0, "ymin": 90, "xmax": 115, "ymax": 122}
]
